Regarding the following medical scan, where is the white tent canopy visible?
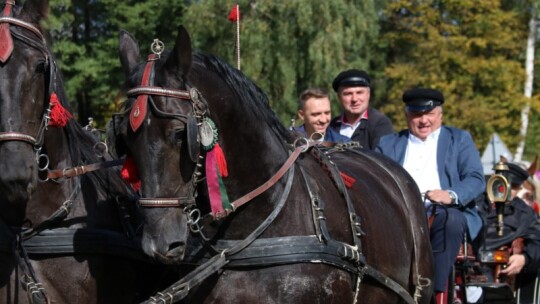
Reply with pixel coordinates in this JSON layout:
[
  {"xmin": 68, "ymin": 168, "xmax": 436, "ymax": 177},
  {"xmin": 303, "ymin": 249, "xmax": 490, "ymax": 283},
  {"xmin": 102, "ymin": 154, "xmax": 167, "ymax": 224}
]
[{"xmin": 481, "ymin": 133, "xmax": 513, "ymax": 175}]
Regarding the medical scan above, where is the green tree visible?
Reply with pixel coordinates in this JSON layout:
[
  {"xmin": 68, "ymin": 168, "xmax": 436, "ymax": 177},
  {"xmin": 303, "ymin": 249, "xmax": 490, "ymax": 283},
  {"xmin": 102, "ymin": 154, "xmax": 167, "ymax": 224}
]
[
  {"xmin": 380, "ymin": 0, "xmax": 534, "ymax": 152},
  {"xmin": 181, "ymin": 1, "xmax": 381, "ymax": 124},
  {"xmin": 48, "ymin": 0, "xmax": 187, "ymax": 126}
]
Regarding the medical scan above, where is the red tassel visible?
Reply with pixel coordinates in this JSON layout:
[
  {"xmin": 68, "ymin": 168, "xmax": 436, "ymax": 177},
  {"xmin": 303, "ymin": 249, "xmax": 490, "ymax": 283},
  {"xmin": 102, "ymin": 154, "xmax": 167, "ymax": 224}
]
[
  {"xmin": 534, "ymin": 202, "xmax": 539, "ymax": 215},
  {"xmin": 214, "ymin": 143, "xmax": 228, "ymax": 177},
  {"xmin": 339, "ymin": 171, "xmax": 355, "ymax": 188},
  {"xmin": 48, "ymin": 93, "xmax": 73, "ymax": 127},
  {"xmin": 228, "ymin": 4, "xmax": 240, "ymax": 22},
  {"xmin": 121, "ymin": 156, "xmax": 141, "ymax": 191}
]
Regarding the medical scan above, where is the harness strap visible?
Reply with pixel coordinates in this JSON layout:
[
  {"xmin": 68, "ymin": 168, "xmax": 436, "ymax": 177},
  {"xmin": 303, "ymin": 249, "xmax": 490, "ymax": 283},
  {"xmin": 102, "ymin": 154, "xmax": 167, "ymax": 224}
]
[
  {"xmin": 299, "ymin": 165, "xmax": 331, "ymax": 242},
  {"xmin": 10, "ymin": 228, "xmax": 149, "ymax": 261},
  {"xmin": 21, "ymin": 182, "xmax": 81, "ymax": 239},
  {"xmin": 214, "ymin": 145, "xmax": 306, "ymax": 218},
  {"xmin": 45, "ymin": 158, "xmax": 125, "ymax": 180},
  {"xmin": 14, "ymin": 234, "xmax": 49, "ymax": 304},
  {"xmin": 0, "ymin": 132, "xmax": 37, "ymax": 145},
  {"xmin": 0, "ymin": 16, "xmax": 46, "ymax": 45}
]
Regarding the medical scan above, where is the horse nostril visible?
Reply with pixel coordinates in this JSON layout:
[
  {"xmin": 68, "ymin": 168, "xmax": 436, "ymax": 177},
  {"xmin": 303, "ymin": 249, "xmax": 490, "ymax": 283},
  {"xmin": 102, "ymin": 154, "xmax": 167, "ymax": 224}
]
[{"xmin": 167, "ymin": 241, "xmax": 185, "ymax": 253}]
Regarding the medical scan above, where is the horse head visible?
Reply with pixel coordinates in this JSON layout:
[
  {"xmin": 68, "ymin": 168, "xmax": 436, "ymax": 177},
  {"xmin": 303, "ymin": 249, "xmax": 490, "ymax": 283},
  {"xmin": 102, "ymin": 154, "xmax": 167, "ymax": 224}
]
[
  {"xmin": 116, "ymin": 26, "xmax": 292, "ymax": 264},
  {"xmin": 116, "ymin": 27, "xmax": 199, "ymax": 264},
  {"xmin": 0, "ymin": 0, "xmax": 52, "ymax": 225}
]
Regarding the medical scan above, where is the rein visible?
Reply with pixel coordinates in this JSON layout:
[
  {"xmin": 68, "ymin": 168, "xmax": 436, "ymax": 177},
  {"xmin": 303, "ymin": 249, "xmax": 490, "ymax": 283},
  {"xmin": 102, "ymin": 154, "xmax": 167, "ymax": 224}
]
[{"xmin": 45, "ymin": 158, "xmax": 125, "ymax": 180}]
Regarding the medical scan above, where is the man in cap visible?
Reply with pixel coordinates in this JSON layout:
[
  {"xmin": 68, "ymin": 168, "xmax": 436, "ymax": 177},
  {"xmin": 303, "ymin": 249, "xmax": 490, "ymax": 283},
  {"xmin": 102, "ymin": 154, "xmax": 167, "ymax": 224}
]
[
  {"xmin": 328, "ymin": 69, "xmax": 393, "ymax": 149},
  {"xmin": 376, "ymin": 87, "xmax": 485, "ymax": 303}
]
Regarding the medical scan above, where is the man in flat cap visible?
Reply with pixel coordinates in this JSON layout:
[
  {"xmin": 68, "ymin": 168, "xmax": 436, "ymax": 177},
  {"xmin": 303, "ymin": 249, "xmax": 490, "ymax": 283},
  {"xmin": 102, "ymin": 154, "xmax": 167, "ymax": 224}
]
[
  {"xmin": 376, "ymin": 87, "xmax": 485, "ymax": 302},
  {"xmin": 328, "ymin": 69, "xmax": 393, "ymax": 149}
]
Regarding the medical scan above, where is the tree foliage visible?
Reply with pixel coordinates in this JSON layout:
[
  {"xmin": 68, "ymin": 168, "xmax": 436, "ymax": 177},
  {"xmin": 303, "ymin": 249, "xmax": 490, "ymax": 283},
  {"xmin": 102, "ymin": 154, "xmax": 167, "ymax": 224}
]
[
  {"xmin": 181, "ymin": 0, "xmax": 380, "ymax": 123},
  {"xmin": 380, "ymin": 0, "xmax": 540, "ymax": 154},
  {"xmin": 39, "ymin": 0, "xmax": 540, "ymax": 160},
  {"xmin": 48, "ymin": 0, "xmax": 187, "ymax": 126}
]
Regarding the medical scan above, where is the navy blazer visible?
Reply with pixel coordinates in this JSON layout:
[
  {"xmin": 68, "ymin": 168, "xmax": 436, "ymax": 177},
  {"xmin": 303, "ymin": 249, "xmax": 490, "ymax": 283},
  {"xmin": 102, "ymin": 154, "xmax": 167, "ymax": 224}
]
[{"xmin": 376, "ymin": 126, "xmax": 485, "ymax": 239}]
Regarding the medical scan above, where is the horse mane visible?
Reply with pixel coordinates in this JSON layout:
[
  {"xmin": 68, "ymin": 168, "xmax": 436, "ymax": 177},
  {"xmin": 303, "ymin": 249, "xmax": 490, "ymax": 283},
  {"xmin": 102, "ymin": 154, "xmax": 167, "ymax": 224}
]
[
  {"xmin": 52, "ymin": 65, "xmax": 134, "ymax": 200},
  {"xmin": 192, "ymin": 51, "xmax": 294, "ymax": 144}
]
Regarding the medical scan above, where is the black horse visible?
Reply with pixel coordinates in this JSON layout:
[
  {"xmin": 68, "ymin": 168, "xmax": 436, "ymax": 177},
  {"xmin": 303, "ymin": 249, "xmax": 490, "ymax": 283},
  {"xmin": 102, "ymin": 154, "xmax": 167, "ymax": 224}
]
[
  {"xmin": 0, "ymin": 1, "xmax": 172, "ymax": 302},
  {"xmin": 114, "ymin": 25, "xmax": 434, "ymax": 303}
]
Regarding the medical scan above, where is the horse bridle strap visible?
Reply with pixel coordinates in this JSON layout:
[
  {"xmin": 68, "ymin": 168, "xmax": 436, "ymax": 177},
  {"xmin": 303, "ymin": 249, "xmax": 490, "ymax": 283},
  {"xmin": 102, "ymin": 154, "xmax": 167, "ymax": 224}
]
[
  {"xmin": 0, "ymin": 16, "xmax": 46, "ymax": 44},
  {"xmin": 138, "ymin": 197, "xmax": 194, "ymax": 208},
  {"xmin": 0, "ymin": 132, "xmax": 36, "ymax": 144},
  {"xmin": 127, "ymin": 86, "xmax": 191, "ymax": 100}
]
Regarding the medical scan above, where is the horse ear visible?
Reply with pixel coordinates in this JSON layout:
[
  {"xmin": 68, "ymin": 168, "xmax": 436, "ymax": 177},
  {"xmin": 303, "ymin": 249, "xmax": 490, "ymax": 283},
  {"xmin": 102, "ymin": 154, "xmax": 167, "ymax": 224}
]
[
  {"xmin": 22, "ymin": 0, "xmax": 49, "ymax": 21},
  {"xmin": 166, "ymin": 25, "xmax": 192, "ymax": 78},
  {"xmin": 119, "ymin": 30, "xmax": 141, "ymax": 80},
  {"xmin": 527, "ymin": 156, "xmax": 538, "ymax": 176}
]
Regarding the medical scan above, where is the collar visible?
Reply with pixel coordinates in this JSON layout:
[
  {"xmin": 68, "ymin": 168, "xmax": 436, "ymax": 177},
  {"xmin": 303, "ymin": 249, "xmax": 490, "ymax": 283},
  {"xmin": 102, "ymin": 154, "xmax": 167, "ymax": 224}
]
[
  {"xmin": 339, "ymin": 110, "xmax": 369, "ymax": 127},
  {"xmin": 408, "ymin": 127, "xmax": 441, "ymax": 143}
]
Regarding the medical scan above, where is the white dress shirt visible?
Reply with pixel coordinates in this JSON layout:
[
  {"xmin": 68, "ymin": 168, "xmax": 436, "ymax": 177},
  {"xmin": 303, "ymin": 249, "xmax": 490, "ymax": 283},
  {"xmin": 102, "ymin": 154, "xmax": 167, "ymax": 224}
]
[{"xmin": 403, "ymin": 128, "xmax": 442, "ymax": 198}]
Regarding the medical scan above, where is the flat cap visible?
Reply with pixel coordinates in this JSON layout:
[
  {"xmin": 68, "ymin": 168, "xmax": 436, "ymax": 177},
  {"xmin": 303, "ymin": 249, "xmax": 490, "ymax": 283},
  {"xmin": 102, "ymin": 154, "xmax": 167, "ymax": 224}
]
[
  {"xmin": 506, "ymin": 163, "xmax": 529, "ymax": 186},
  {"xmin": 402, "ymin": 88, "xmax": 444, "ymax": 112},
  {"xmin": 332, "ymin": 69, "xmax": 370, "ymax": 92}
]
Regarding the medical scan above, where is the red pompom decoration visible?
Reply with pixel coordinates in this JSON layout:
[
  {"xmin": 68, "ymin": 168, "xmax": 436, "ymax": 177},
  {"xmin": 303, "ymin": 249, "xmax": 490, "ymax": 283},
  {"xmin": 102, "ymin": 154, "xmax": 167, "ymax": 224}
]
[
  {"xmin": 48, "ymin": 93, "xmax": 73, "ymax": 127},
  {"xmin": 121, "ymin": 156, "xmax": 141, "ymax": 192}
]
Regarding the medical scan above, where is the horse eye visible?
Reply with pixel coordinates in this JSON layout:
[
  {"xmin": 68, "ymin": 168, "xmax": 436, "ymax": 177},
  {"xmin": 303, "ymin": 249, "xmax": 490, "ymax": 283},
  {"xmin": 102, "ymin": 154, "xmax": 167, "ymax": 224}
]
[
  {"xmin": 34, "ymin": 62, "xmax": 46, "ymax": 74},
  {"xmin": 174, "ymin": 128, "xmax": 185, "ymax": 141}
]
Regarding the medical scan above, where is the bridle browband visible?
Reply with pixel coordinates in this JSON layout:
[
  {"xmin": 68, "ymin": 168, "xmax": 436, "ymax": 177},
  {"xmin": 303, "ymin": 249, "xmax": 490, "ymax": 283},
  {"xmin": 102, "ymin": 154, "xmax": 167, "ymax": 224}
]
[{"xmin": 0, "ymin": 16, "xmax": 46, "ymax": 44}]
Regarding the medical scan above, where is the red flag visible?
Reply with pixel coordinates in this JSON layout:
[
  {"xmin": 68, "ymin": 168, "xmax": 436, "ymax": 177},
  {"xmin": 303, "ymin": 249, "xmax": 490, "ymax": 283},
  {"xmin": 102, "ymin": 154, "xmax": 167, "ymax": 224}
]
[{"xmin": 228, "ymin": 5, "xmax": 240, "ymax": 22}]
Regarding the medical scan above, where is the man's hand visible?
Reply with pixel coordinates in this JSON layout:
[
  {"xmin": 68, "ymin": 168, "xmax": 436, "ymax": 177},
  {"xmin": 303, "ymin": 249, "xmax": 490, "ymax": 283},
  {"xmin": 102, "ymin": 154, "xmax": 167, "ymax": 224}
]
[
  {"xmin": 500, "ymin": 254, "xmax": 526, "ymax": 276},
  {"xmin": 426, "ymin": 189, "xmax": 453, "ymax": 205}
]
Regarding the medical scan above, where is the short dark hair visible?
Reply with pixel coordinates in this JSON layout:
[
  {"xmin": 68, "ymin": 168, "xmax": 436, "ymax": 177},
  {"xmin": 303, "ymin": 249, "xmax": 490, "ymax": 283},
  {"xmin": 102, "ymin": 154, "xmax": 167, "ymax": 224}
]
[{"xmin": 298, "ymin": 87, "xmax": 329, "ymax": 110}]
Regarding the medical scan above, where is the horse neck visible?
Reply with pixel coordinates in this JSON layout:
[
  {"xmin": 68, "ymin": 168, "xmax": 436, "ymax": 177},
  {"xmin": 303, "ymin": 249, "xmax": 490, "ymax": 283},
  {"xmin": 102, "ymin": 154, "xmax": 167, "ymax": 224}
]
[{"xmin": 211, "ymin": 101, "xmax": 290, "ymax": 193}]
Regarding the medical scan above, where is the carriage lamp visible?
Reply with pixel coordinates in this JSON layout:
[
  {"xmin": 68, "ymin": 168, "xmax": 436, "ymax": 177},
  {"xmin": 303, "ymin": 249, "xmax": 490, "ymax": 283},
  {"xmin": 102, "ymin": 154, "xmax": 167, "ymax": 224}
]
[
  {"xmin": 478, "ymin": 248, "xmax": 510, "ymax": 264},
  {"xmin": 487, "ymin": 162, "xmax": 511, "ymax": 237}
]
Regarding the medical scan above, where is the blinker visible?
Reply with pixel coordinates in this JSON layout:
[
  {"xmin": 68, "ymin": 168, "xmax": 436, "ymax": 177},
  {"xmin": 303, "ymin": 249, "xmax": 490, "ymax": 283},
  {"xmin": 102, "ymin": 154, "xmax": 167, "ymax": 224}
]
[
  {"xmin": 186, "ymin": 115, "xmax": 200, "ymax": 162},
  {"xmin": 129, "ymin": 54, "xmax": 156, "ymax": 132},
  {"xmin": 0, "ymin": 1, "xmax": 14, "ymax": 63}
]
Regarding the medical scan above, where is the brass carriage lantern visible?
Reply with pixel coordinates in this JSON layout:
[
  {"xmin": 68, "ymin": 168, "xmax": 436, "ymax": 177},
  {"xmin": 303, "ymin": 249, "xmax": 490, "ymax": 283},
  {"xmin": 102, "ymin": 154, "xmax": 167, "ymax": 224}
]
[{"xmin": 486, "ymin": 161, "xmax": 511, "ymax": 236}]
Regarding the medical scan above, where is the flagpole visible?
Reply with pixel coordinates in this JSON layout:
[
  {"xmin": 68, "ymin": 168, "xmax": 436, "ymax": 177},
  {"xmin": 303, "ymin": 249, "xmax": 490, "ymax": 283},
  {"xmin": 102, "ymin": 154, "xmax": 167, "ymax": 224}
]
[{"xmin": 236, "ymin": 4, "xmax": 240, "ymax": 70}]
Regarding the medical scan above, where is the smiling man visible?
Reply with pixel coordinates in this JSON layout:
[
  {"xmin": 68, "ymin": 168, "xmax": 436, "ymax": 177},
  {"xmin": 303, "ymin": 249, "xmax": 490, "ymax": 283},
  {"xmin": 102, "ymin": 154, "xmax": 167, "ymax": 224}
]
[
  {"xmin": 328, "ymin": 69, "xmax": 393, "ymax": 149},
  {"xmin": 294, "ymin": 87, "xmax": 349, "ymax": 142},
  {"xmin": 376, "ymin": 87, "xmax": 485, "ymax": 303}
]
